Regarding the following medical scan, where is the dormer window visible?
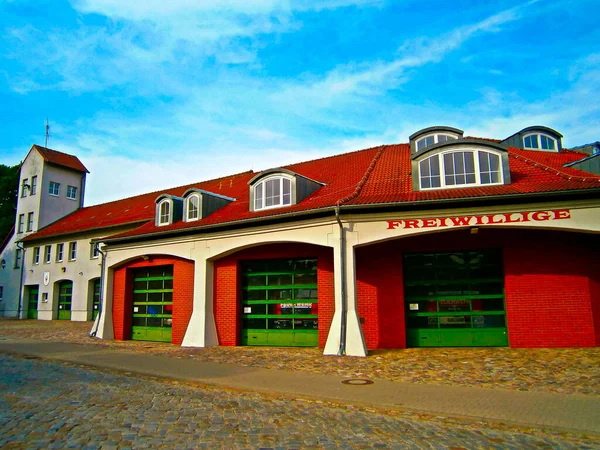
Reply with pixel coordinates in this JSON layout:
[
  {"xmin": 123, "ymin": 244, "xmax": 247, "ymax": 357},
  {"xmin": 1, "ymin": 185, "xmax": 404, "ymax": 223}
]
[
  {"xmin": 412, "ymin": 139, "xmax": 510, "ymax": 191},
  {"xmin": 248, "ymin": 168, "xmax": 323, "ymax": 213},
  {"xmin": 158, "ymin": 200, "xmax": 171, "ymax": 226},
  {"xmin": 417, "ymin": 134, "xmax": 457, "ymax": 151},
  {"xmin": 186, "ymin": 194, "xmax": 200, "ymax": 221},
  {"xmin": 254, "ymin": 176, "xmax": 292, "ymax": 210},
  {"xmin": 523, "ymin": 133, "xmax": 557, "ymax": 151}
]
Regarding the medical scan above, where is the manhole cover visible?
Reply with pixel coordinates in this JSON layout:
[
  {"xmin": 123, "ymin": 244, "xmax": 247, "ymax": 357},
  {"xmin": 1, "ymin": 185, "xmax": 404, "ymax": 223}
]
[{"xmin": 341, "ymin": 378, "xmax": 374, "ymax": 385}]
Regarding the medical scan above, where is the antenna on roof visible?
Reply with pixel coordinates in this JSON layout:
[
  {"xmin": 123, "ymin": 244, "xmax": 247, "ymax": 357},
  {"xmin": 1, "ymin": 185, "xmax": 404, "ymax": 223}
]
[{"xmin": 45, "ymin": 118, "xmax": 51, "ymax": 148}]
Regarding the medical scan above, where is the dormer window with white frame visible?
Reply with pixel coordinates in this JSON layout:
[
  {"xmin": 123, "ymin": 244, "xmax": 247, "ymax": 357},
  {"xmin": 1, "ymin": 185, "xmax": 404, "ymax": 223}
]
[
  {"xmin": 157, "ymin": 199, "xmax": 171, "ymax": 226},
  {"xmin": 412, "ymin": 139, "xmax": 510, "ymax": 191},
  {"xmin": 254, "ymin": 175, "xmax": 292, "ymax": 211},
  {"xmin": 185, "ymin": 194, "xmax": 200, "ymax": 222},
  {"xmin": 523, "ymin": 133, "xmax": 557, "ymax": 151}
]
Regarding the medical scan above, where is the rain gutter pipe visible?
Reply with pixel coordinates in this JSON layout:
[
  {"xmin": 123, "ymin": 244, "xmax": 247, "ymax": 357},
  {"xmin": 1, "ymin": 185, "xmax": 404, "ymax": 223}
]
[
  {"xmin": 334, "ymin": 205, "xmax": 347, "ymax": 356},
  {"xmin": 16, "ymin": 242, "xmax": 25, "ymax": 319},
  {"xmin": 89, "ymin": 245, "xmax": 106, "ymax": 338}
]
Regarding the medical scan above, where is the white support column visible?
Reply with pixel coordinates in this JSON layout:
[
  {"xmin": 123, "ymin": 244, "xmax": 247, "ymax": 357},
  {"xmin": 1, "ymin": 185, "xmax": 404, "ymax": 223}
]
[
  {"xmin": 96, "ymin": 267, "xmax": 114, "ymax": 339},
  {"xmin": 323, "ymin": 223, "xmax": 367, "ymax": 357},
  {"xmin": 182, "ymin": 247, "xmax": 218, "ymax": 347}
]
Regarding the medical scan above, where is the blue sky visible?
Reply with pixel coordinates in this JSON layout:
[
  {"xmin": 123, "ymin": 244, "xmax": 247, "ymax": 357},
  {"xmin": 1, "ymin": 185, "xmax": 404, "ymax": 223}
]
[{"xmin": 1, "ymin": 0, "xmax": 599, "ymax": 206}]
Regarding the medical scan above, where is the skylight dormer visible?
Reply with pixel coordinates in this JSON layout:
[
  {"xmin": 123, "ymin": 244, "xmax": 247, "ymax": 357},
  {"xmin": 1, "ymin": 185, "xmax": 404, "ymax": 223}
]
[
  {"xmin": 248, "ymin": 168, "xmax": 324, "ymax": 212},
  {"xmin": 409, "ymin": 126, "xmax": 464, "ymax": 155},
  {"xmin": 501, "ymin": 126, "xmax": 563, "ymax": 152},
  {"xmin": 154, "ymin": 194, "xmax": 183, "ymax": 226},
  {"xmin": 182, "ymin": 188, "xmax": 235, "ymax": 222},
  {"xmin": 411, "ymin": 139, "xmax": 511, "ymax": 191}
]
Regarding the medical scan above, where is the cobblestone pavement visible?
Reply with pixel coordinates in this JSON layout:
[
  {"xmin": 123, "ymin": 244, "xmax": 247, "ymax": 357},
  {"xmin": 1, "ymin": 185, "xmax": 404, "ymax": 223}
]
[
  {"xmin": 1, "ymin": 354, "xmax": 599, "ymax": 450},
  {"xmin": 1, "ymin": 320, "xmax": 599, "ymax": 396}
]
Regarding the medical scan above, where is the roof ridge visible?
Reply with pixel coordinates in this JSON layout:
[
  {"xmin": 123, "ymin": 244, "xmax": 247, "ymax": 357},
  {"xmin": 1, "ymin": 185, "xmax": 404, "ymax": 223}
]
[
  {"xmin": 282, "ymin": 143, "xmax": 389, "ymax": 170},
  {"xmin": 336, "ymin": 145, "xmax": 387, "ymax": 206},
  {"xmin": 0, "ymin": 225, "xmax": 15, "ymax": 254},
  {"xmin": 508, "ymin": 149, "xmax": 600, "ymax": 183}
]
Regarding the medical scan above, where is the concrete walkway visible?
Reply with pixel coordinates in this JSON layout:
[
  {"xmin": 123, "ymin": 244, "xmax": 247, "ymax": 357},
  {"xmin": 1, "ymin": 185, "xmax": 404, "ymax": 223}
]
[{"xmin": 0, "ymin": 336, "xmax": 598, "ymax": 435}]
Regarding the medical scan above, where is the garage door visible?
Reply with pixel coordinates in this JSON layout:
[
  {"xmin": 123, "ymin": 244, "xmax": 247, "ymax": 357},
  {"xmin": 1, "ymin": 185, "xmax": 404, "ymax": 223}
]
[
  {"xmin": 241, "ymin": 258, "xmax": 318, "ymax": 347},
  {"xmin": 404, "ymin": 249, "xmax": 508, "ymax": 347},
  {"xmin": 131, "ymin": 266, "xmax": 173, "ymax": 342}
]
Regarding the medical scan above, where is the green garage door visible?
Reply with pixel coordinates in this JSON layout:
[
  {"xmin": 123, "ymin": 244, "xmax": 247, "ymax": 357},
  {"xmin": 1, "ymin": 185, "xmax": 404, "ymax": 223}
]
[
  {"xmin": 57, "ymin": 281, "xmax": 72, "ymax": 320},
  {"xmin": 404, "ymin": 249, "xmax": 508, "ymax": 347},
  {"xmin": 241, "ymin": 258, "xmax": 318, "ymax": 347},
  {"xmin": 27, "ymin": 286, "xmax": 39, "ymax": 319},
  {"xmin": 131, "ymin": 266, "xmax": 173, "ymax": 342}
]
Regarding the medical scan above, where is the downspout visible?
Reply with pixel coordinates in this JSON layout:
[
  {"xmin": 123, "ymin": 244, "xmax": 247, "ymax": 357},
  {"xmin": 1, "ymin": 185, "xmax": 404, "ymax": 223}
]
[
  {"xmin": 89, "ymin": 245, "xmax": 106, "ymax": 338},
  {"xmin": 335, "ymin": 205, "xmax": 347, "ymax": 356},
  {"xmin": 16, "ymin": 242, "xmax": 25, "ymax": 319}
]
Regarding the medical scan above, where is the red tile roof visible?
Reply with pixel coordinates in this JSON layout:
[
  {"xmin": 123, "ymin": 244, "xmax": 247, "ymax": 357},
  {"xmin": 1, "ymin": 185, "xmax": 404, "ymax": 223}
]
[
  {"xmin": 21, "ymin": 142, "xmax": 600, "ymax": 244},
  {"xmin": 32, "ymin": 145, "xmax": 89, "ymax": 173},
  {"xmin": 0, "ymin": 225, "xmax": 15, "ymax": 254}
]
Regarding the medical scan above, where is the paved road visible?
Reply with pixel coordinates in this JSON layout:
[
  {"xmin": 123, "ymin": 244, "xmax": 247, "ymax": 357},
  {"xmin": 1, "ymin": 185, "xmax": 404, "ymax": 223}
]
[{"xmin": 0, "ymin": 354, "xmax": 598, "ymax": 449}]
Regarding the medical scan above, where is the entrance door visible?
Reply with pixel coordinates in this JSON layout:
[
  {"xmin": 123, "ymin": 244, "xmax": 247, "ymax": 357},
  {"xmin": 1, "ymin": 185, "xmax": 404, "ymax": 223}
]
[
  {"xmin": 131, "ymin": 266, "xmax": 173, "ymax": 342},
  {"xmin": 404, "ymin": 249, "xmax": 508, "ymax": 347},
  {"xmin": 57, "ymin": 281, "xmax": 72, "ymax": 320},
  {"xmin": 27, "ymin": 286, "xmax": 39, "ymax": 319},
  {"xmin": 92, "ymin": 279, "xmax": 101, "ymax": 320},
  {"xmin": 241, "ymin": 258, "xmax": 318, "ymax": 347}
]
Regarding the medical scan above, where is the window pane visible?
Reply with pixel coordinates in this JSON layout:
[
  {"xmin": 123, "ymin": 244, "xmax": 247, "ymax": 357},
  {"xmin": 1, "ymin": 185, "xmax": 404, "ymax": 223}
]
[
  {"xmin": 255, "ymin": 183, "xmax": 263, "ymax": 209},
  {"xmin": 524, "ymin": 135, "xmax": 539, "ymax": 149},
  {"xmin": 481, "ymin": 173, "xmax": 491, "ymax": 184},
  {"xmin": 265, "ymin": 179, "xmax": 281, "ymax": 207},
  {"xmin": 188, "ymin": 196, "xmax": 199, "ymax": 219},
  {"xmin": 282, "ymin": 178, "xmax": 291, "ymax": 205},
  {"xmin": 444, "ymin": 154, "xmax": 454, "ymax": 175},
  {"xmin": 464, "ymin": 152, "xmax": 475, "ymax": 174},
  {"xmin": 420, "ymin": 159, "xmax": 430, "ymax": 177}
]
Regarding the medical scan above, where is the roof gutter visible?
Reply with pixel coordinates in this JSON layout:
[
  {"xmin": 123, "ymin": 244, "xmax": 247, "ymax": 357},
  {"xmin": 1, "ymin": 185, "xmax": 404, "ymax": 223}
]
[{"xmin": 334, "ymin": 205, "xmax": 347, "ymax": 356}]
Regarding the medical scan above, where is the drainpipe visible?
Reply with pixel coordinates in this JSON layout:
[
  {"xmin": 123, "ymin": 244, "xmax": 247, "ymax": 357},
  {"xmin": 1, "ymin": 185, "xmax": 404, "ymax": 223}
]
[
  {"xmin": 334, "ymin": 205, "xmax": 347, "ymax": 356},
  {"xmin": 16, "ymin": 242, "xmax": 25, "ymax": 319},
  {"xmin": 89, "ymin": 245, "xmax": 106, "ymax": 338}
]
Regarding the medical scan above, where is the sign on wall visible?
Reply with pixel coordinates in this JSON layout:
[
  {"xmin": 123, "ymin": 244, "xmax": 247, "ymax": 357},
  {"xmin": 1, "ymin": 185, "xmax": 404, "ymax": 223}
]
[{"xmin": 43, "ymin": 272, "xmax": 50, "ymax": 286}]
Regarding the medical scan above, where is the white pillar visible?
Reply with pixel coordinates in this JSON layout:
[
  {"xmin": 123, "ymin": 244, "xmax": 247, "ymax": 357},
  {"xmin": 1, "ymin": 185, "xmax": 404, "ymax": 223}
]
[
  {"xmin": 96, "ymin": 266, "xmax": 114, "ymax": 339},
  {"xmin": 182, "ymin": 247, "xmax": 218, "ymax": 347}
]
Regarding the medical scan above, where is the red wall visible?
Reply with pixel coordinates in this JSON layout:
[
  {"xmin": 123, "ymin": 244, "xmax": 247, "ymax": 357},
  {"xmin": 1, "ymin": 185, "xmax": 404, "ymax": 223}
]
[
  {"xmin": 213, "ymin": 243, "xmax": 334, "ymax": 347},
  {"xmin": 355, "ymin": 229, "xmax": 599, "ymax": 349},
  {"xmin": 112, "ymin": 256, "xmax": 194, "ymax": 345}
]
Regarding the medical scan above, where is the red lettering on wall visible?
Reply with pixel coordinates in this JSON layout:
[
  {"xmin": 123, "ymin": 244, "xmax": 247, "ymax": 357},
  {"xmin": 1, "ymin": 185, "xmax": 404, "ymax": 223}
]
[
  {"xmin": 403, "ymin": 219, "xmax": 420, "ymax": 229},
  {"xmin": 421, "ymin": 218, "xmax": 437, "ymax": 228},
  {"xmin": 449, "ymin": 216, "xmax": 472, "ymax": 226},
  {"xmin": 552, "ymin": 209, "xmax": 571, "ymax": 220},
  {"xmin": 387, "ymin": 220, "xmax": 402, "ymax": 229},
  {"xmin": 532, "ymin": 211, "xmax": 551, "ymax": 221},
  {"xmin": 503, "ymin": 213, "xmax": 524, "ymax": 223},
  {"xmin": 487, "ymin": 214, "xmax": 506, "ymax": 224}
]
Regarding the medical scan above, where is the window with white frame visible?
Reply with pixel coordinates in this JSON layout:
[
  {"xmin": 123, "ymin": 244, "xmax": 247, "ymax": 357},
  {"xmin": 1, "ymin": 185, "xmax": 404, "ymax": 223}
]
[
  {"xmin": 33, "ymin": 247, "xmax": 40, "ymax": 265},
  {"xmin": 416, "ymin": 133, "xmax": 457, "ymax": 152},
  {"xmin": 67, "ymin": 185, "xmax": 78, "ymax": 200},
  {"xmin": 186, "ymin": 194, "xmax": 200, "ymax": 221},
  {"xmin": 27, "ymin": 212, "xmax": 34, "ymax": 232},
  {"xmin": 49, "ymin": 181, "xmax": 60, "ymax": 196},
  {"xmin": 21, "ymin": 178, "xmax": 28, "ymax": 197},
  {"xmin": 56, "ymin": 243, "xmax": 64, "ymax": 262},
  {"xmin": 17, "ymin": 214, "xmax": 24, "ymax": 234},
  {"xmin": 158, "ymin": 200, "xmax": 171, "ymax": 225},
  {"xmin": 69, "ymin": 242, "xmax": 77, "ymax": 261},
  {"xmin": 91, "ymin": 242, "xmax": 100, "ymax": 259},
  {"xmin": 14, "ymin": 249, "xmax": 22, "ymax": 269},
  {"xmin": 44, "ymin": 245, "xmax": 52, "ymax": 263},
  {"xmin": 254, "ymin": 176, "xmax": 292, "ymax": 210},
  {"xmin": 523, "ymin": 133, "xmax": 557, "ymax": 151},
  {"xmin": 31, "ymin": 176, "xmax": 37, "ymax": 195},
  {"xmin": 418, "ymin": 150, "xmax": 503, "ymax": 190}
]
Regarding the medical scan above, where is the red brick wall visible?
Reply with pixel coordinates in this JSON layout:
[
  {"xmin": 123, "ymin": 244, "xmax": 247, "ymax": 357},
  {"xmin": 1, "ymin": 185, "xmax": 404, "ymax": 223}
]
[
  {"xmin": 356, "ymin": 229, "xmax": 598, "ymax": 349},
  {"xmin": 213, "ymin": 243, "xmax": 334, "ymax": 347},
  {"xmin": 355, "ymin": 246, "xmax": 405, "ymax": 349},
  {"xmin": 112, "ymin": 256, "xmax": 194, "ymax": 345}
]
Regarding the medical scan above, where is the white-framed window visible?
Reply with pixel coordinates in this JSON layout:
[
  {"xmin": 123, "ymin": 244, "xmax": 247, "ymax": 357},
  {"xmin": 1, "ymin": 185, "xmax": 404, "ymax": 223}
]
[
  {"xmin": 33, "ymin": 247, "xmax": 40, "ymax": 265},
  {"xmin": 90, "ymin": 242, "xmax": 100, "ymax": 259},
  {"xmin": 186, "ymin": 194, "xmax": 200, "ymax": 221},
  {"xmin": 418, "ymin": 149, "xmax": 504, "ymax": 190},
  {"xmin": 69, "ymin": 242, "xmax": 77, "ymax": 261},
  {"xmin": 158, "ymin": 199, "xmax": 171, "ymax": 226},
  {"xmin": 56, "ymin": 243, "xmax": 64, "ymax": 262},
  {"xmin": 523, "ymin": 133, "xmax": 557, "ymax": 151},
  {"xmin": 17, "ymin": 214, "xmax": 25, "ymax": 234},
  {"xmin": 14, "ymin": 249, "xmax": 22, "ymax": 269},
  {"xmin": 27, "ymin": 212, "xmax": 34, "ymax": 232},
  {"xmin": 49, "ymin": 181, "xmax": 60, "ymax": 196},
  {"xmin": 253, "ymin": 176, "xmax": 292, "ymax": 211},
  {"xmin": 416, "ymin": 134, "xmax": 457, "ymax": 152},
  {"xmin": 31, "ymin": 176, "xmax": 37, "ymax": 195},
  {"xmin": 44, "ymin": 245, "xmax": 52, "ymax": 263},
  {"xmin": 66, "ymin": 185, "xmax": 78, "ymax": 200},
  {"xmin": 21, "ymin": 178, "xmax": 28, "ymax": 197}
]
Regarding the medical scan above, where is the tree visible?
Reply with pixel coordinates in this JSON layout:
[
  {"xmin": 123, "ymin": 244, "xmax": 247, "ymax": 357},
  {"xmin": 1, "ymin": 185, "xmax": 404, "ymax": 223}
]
[{"xmin": 0, "ymin": 163, "xmax": 20, "ymax": 243}]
